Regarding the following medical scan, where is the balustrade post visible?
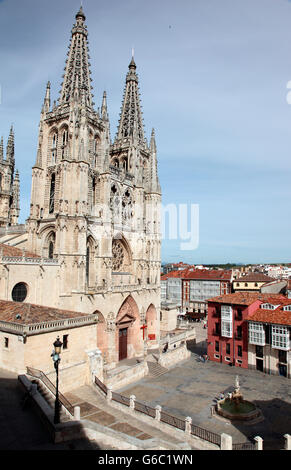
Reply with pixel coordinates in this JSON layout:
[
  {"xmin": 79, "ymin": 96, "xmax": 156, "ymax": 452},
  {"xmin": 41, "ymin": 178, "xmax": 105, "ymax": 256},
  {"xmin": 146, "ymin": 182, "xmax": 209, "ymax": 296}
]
[
  {"xmin": 155, "ymin": 405, "xmax": 161, "ymax": 421},
  {"xmin": 220, "ymin": 433, "xmax": 232, "ymax": 450},
  {"xmin": 107, "ymin": 386, "xmax": 113, "ymax": 402},
  {"xmin": 254, "ymin": 436, "xmax": 263, "ymax": 450},
  {"xmin": 130, "ymin": 395, "xmax": 136, "ymax": 410},
  {"xmin": 185, "ymin": 416, "xmax": 192, "ymax": 434},
  {"xmin": 284, "ymin": 434, "xmax": 291, "ymax": 450}
]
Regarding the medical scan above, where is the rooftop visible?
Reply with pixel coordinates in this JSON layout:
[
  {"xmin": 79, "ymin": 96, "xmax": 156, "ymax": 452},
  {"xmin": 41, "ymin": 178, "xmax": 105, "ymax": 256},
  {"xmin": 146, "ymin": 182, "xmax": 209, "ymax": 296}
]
[
  {"xmin": 208, "ymin": 292, "xmax": 288, "ymax": 306},
  {"xmin": 161, "ymin": 268, "xmax": 232, "ymax": 281},
  {"xmin": 235, "ymin": 272, "xmax": 273, "ymax": 283},
  {"xmin": 0, "ymin": 299, "xmax": 94, "ymax": 325},
  {"xmin": 0, "ymin": 243, "xmax": 39, "ymax": 259}
]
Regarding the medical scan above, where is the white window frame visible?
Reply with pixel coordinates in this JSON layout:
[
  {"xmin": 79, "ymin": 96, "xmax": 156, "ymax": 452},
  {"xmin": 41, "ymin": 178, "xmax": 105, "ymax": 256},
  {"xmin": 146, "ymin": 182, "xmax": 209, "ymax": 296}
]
[
  {"xmin": 248, "ymin": 322, "xmax": 265, "ymax": 346},
  {"xmin": 271, "ymin": 325, "xmax": 290, "ymax": 351},
  {"xmin": 221, "ymin": 305, "xmax": 233, "ymax": 338},
  {"xmin": 260, "ymin": 303, "xmax": 279, "ymax": 310}
]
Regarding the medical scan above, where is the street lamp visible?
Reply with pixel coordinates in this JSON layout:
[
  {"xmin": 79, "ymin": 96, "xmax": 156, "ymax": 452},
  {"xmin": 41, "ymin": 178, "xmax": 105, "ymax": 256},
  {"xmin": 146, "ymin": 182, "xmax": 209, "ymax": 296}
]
[{"xmin": 51, "ymin": 336, "xmax": 63, "ymax": 424}]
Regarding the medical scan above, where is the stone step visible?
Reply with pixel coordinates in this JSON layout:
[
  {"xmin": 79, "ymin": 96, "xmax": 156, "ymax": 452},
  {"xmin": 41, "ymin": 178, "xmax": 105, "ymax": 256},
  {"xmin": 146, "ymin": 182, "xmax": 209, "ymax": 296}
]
[
  {"xmin": 147, "ymin": 361, "xmax": 168, "ymax": 378},
  {"xmin": 31, "ymin": 379, "xmax": 69, "ymax": 421}
]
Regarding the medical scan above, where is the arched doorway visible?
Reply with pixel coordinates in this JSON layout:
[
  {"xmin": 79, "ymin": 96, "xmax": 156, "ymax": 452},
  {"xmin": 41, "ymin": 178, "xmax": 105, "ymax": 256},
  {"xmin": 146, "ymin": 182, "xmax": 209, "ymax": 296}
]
[{"xmin": 115, "ymin": 296, "xmax": 142, "ymax": 361}]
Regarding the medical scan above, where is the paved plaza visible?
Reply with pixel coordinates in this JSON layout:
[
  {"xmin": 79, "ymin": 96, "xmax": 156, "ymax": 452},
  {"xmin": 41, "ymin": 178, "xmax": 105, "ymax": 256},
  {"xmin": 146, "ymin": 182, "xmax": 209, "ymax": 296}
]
[{"xmin": 118, "ymin": 325, "xmax": 291, "ymax": 448}]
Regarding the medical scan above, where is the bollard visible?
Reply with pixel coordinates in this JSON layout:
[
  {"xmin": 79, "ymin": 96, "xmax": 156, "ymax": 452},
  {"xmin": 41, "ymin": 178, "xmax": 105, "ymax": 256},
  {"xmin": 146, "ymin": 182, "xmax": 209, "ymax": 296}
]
[
  {"xmin": 221, "ymin": 433, "xmax": 232, "ymax": 450},
  {"xmin": 74, "ymin": 406, "xmax": 80, "ymax": 421}
]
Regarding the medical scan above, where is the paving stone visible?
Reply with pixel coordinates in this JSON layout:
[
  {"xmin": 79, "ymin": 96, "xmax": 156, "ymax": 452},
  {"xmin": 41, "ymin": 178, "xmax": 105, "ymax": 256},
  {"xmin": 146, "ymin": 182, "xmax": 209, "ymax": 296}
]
[
  {"xmin": 85, "ymin": 411, "xmax": 116, "ymax": 426},
  {"xmin": 137, "ymin": 433, "xmax": 153, "ymax": 440},
  {"xmin": 109, "ymin": 422, "xmax": 144, "ymax": 437},
  {"xmin": 78, "ymin": 402, "xmax": 101, "ymax": 417}
]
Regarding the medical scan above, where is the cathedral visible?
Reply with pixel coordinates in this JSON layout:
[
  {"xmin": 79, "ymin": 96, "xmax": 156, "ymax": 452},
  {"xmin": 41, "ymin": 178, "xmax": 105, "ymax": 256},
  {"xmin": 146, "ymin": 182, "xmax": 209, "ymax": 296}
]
[{"xmin": 0, "ymin": 7, "xmax": 162, "ymax": 373}]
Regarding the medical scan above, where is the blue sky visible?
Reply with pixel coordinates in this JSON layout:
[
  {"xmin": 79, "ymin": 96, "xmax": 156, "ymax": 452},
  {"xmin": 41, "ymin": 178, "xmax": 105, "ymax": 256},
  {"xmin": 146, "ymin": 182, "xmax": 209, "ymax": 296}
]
[{"xmin": 1, "ymin": 0, "xmax": 291, "ymax": 264}]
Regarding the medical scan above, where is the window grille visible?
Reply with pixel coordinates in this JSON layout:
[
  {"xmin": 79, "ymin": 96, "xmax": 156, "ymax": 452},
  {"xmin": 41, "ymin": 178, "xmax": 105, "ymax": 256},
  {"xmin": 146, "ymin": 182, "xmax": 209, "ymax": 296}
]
[
  {"xmin": 248, "ymin": 322, "xmax": 265, "ymax": 346},
  {"xmin": 271, "ymin": 325, "xmax": 289, "ymax": 351}
]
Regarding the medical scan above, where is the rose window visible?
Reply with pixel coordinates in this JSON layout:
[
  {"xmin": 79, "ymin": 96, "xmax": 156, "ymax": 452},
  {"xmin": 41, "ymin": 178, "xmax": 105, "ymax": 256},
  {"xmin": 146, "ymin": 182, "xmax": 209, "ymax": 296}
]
[{"xmin": 112, "ymin": 240, "xmax": 124, "ymax": 271}]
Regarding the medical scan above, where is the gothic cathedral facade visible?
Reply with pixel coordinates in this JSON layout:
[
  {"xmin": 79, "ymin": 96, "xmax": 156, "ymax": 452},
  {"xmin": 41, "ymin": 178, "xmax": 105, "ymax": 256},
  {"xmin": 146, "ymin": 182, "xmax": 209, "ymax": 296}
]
[{"xmin": 0, "ymin": 7, "xmax": 162, "ymax": 368}]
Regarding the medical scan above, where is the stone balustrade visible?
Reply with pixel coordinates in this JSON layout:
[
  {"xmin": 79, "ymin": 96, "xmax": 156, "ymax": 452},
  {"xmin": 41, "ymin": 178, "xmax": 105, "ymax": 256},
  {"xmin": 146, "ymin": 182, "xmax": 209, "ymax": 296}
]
[{"xmin": 0, "ymin": 314, "xmax": 98, "ymax": 337}]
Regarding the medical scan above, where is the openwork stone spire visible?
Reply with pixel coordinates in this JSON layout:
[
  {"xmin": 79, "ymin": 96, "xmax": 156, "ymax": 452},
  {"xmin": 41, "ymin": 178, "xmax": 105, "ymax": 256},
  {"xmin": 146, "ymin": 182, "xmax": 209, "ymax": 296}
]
[
  {"xmin": 115, "ymin": 57, "xmax": 145, "ymax": 144},
  {"xmin": 59, "ymin": 7, "xmax": 93, "ymax": 107},
  {"xmin": 6, "ymin": 125, "xmax": 14, "ymax": 163},
  {"xmin": 149, "ymin": 128, "xmax": 161, "ymax": 194}
]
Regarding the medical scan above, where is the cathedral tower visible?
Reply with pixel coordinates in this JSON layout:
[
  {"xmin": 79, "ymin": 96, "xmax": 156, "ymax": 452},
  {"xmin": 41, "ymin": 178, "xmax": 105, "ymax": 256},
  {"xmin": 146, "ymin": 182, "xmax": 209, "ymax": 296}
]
[
  {"xmin": 0, "ymin": 126, "xmax": 20, "ymax": 226},
  {"xmin": 26, "ymin": 7, "xmax": 162, "ymax": 367}
]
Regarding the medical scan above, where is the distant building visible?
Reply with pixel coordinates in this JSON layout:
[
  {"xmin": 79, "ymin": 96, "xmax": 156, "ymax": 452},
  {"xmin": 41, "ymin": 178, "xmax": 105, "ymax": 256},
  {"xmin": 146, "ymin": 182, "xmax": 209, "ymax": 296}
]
[
  {"xmin": 233, "ymin": 272, "xmax": 273, "ymax": 293},
  {"xmin": 182, "ymin": 269, "xmax": 232, "ymax": 316},
  {"xmin": 162, "ymin": 262, "xmax": 194, "ymax": 274},
  {"xmin": 161, "ymin": 268, "xmax": 232, "ymax": 317},
  {"xmin": 260, "ymin": 279, "xmax": 287, "ymax": 295}
]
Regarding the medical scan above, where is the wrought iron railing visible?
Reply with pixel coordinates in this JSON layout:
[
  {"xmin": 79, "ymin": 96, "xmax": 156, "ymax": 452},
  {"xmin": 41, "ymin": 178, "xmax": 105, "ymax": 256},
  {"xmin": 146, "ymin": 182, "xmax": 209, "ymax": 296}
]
[
  {"xmin": 160, "ymin": 411, "xmax": 185, "ymax": 431},
  {"xmin": 93, "ymin": 375, "xmax": 222, "ymax": 447},
  {"xmin": 94, "ymin": 376, "xmax": 108, "ymax": 396},
  {"xmin": 233, "ymin": 442, "xmax": 256, "ymax": 451},
  {"xmin": 134, "ymin": 401, "xmax": 156, "ymax": 418},
  {"xmin": 26, "ymin": 366, "xmax": 74, "ymax": 415},
  {"xmin": 191, "ymin": 423, "xmax": 221, "ymax": 446},
  {"xmin": 112, "ymin": 391, "xmax": 130, "ymax": 407}
]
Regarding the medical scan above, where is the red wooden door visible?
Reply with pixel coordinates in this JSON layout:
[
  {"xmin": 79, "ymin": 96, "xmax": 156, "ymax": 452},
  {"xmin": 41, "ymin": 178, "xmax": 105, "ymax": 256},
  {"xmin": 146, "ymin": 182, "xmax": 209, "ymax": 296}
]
[{"xmin": 119, "ymin": 328, "xmax": 128, "ymax": 361}]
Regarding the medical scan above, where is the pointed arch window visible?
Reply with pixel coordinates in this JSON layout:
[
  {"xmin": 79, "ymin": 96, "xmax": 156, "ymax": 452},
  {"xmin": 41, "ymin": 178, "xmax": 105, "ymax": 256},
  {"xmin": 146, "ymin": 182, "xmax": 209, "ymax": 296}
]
[
  {"xmin": 61, "ymin": 128, "xmax": 68, "ymax": 159},
  {"xmin": 49, "ymin": 241, "xmax": 54, "ymax": 259},
  {"xmin": 51, "ymin": 133, "xmax": 58, "ymax": 164},
  {"xmin": 86, "ymin": 245, "xmax": 90, "ymax": 284},
  {"xmin": 49, "ymin": 173, "xmax": 55, "ymax": 214},
  {"xmin": 92, "ymin": 176, "xmax": 96, "ymax": 208}
]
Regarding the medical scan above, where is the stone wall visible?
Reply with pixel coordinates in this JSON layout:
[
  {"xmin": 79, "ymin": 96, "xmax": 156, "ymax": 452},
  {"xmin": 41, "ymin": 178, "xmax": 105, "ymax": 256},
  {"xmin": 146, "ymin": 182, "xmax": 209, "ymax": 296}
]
[
  {"xmin": 158, "ymin": 344, "xmax": 191, "ymax": 369},
  {"xmin": 105, "ymin": 361, "xmax": 149, "ymax": 390}
]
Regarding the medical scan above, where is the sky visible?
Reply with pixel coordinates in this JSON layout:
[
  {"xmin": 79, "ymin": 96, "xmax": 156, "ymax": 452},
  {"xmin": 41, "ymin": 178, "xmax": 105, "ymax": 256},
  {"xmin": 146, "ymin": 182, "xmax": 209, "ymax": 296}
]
[{"xmin": 1, "ymin": 0, "xmax": 291, "ymax": 265}]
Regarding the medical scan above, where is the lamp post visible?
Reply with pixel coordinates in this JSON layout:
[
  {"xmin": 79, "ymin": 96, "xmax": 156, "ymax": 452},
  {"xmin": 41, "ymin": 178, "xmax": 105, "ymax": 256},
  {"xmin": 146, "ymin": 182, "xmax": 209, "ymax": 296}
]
[{"xmin": 51, "ymin": 336, "xmax": 63, "ymax": 424}]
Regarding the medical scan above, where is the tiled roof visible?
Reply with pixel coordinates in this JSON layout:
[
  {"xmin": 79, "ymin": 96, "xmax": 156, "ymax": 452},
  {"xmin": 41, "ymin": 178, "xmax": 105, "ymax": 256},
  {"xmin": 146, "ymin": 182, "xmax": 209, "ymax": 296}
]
[
  {"xmin": 0, "ymin": 300, "xmax": 91, "ymax": 325},
  {"xmin": 235, "ymin": 272, "xmax": 273, "ymax": 283},
  {"xmin": 248, "ymin": 301, "xmax": 291, "ymax": 327},
  {"xmin": 161, "ymin": 268, "xmax": 231, "ymax": 281},
  {"xmin": 161, "ymin": 269, "xmax": 187, "ymax": 280},
  {"xmin": 208, "ymin": 292, "xmax": 287, "ymax": 306},
  {"xmin": 183, "ymin": 269, "xmax": 232, "ymax": 281},
  {"xmin": 0, "ymin": 243, "xmax": 40, "ymax": 258}
]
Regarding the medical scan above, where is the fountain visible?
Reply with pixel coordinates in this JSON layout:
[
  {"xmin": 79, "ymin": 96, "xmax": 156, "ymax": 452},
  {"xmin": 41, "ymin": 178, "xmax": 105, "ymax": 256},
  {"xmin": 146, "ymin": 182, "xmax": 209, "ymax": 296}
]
[{"xmin": 215, "ymin": 376, "xmax": 262, "ymax": 422}]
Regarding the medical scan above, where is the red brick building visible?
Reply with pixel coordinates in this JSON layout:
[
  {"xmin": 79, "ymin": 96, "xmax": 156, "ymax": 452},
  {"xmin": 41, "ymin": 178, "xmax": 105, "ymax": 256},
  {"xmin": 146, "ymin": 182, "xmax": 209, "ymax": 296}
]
[{"xmin": 207, "ymin": 292, "xmax": 288, "ymax": 370}]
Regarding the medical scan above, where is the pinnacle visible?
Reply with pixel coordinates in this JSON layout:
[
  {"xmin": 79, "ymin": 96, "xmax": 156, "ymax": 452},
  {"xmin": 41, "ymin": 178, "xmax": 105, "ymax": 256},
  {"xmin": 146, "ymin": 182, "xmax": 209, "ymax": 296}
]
[{"xmin": 76, "ymin": 5, "xmax": 86, "ymax": 21}]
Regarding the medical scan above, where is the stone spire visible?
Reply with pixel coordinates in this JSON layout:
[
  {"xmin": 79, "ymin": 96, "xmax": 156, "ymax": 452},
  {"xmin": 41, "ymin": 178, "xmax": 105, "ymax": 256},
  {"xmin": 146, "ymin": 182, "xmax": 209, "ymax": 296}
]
[
  {"xmin": 43, "ymin": 81, "xmax": 51, "ymax": 113},
  {"xmin": 101, "ymin": 91, "xmax": 108, "ymax": 121},
  {"xmin": 10, "ymin": 169, "xmax": 20, "ymax": 224},
  {"xmin": 149, "ymin": 128, "xmax": 161, "ymax": 194},
  {"xmin": 115, "ymin": 57, "xmax": 146, "ymax": 144},
  {"xmin": 59, "ymin": 7, "xmax": 93, "ymax": 108},
  {"xmin": 6, "ymin": 125, "xmax": 14, "ymax": 163},
  {"xmin": 0, "ymin": 137, "xmax": 3, "ymax": 161}
]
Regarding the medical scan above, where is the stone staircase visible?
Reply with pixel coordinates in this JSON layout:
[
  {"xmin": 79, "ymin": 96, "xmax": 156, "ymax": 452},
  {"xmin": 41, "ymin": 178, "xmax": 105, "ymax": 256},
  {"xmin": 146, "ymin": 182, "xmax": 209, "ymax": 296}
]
[
  {"xmin": 30, "ymin": 378, "xmax": 71, "ymax": 423},
  {"xmin": 147, "ymin": 361, "xmax": 168, "ymax": 378}
]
